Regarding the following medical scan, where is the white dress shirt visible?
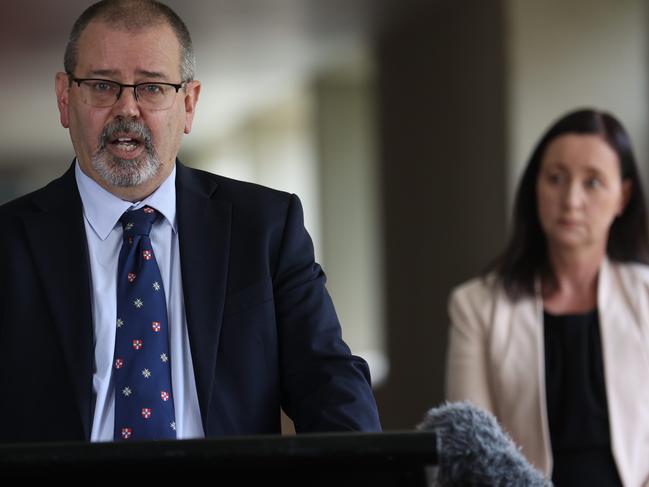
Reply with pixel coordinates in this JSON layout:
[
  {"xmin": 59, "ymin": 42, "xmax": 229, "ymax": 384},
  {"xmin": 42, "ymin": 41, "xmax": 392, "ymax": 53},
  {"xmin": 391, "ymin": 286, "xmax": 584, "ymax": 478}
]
[{"xmin": 75, "ymin": 162, "xmax": 204, "ymax": 441}]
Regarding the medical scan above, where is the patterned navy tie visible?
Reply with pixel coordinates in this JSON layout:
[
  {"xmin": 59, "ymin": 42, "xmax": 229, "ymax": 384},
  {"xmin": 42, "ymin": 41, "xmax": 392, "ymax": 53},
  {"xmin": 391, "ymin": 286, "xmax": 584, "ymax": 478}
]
[{"xmin": 113, "ymin": 206, "xmax": 176, "ymax": 441}]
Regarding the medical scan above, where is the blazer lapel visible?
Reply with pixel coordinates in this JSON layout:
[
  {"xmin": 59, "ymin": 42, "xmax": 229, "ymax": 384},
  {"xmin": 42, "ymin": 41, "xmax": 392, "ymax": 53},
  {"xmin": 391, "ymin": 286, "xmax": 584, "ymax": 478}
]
[
  {"xmin": 598, "ymin": 259, "xmax": 649, "ymax": 487},
  {"xmin": 176, "ymin": 161, "xmax": 231, "ymax": 431},
  {"xmin": 23, "ymin": 164, "xmax": 94, "ymax": 440},
  {"xmin": 496, "ymin": 284, "xmax": 552, "ymax": 474}
]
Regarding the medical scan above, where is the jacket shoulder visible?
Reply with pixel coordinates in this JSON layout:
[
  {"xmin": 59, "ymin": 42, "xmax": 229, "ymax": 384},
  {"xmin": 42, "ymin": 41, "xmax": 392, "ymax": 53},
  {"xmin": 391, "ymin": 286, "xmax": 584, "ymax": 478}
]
[
  {"xmin": 0, "ymin": 164, "xmax": 76, "ymax": 218},
  {"xmin": 186, "ymin": 166, "xmax": 290, "ymax": 202},
  {"xmin": 614, "ymin": 261, "xmax": 649, "ymax": 282},
  {"xmin": 183, "ymin": 166, "xmax": 294, "ymax": 217},
  {"xmin": 449, "ymin": 273, "xmax": 500, "ymax": 309},
  {"xmin": 610, "ymin": 261, "xmax": 649, "ymax": 299},
  {"xmin": 0, "ymin": 185, "xmax": 46, "ymax": 216},
  {"xmin": 447, "ymin": 273, "xmax": 504, "ymax": 330}
]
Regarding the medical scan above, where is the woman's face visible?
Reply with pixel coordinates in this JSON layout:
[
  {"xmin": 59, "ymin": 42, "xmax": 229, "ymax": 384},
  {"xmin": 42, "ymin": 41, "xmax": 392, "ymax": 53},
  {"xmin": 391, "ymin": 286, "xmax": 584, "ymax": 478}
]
[{"xmin": 536, "ymin": 133, "xmax": 631, "ymax": 255}]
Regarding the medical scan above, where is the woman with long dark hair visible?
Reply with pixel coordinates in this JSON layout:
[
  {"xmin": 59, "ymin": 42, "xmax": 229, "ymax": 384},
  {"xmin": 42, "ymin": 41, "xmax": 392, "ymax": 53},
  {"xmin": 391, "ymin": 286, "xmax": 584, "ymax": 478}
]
[{"xmin": 445, "ymin": 108, "xmax": 649, "ymax": 486}]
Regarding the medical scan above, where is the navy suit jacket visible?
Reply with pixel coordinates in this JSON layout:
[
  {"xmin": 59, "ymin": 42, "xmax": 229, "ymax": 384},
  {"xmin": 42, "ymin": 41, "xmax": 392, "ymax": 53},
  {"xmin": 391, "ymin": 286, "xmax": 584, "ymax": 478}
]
[{"xmin": 0, "ymin": 161, "xmax": 381, "ymax": 443}]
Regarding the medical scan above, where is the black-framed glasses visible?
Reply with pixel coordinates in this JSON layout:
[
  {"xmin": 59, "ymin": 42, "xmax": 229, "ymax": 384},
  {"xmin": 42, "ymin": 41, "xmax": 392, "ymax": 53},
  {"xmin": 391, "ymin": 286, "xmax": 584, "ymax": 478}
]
[{"xmin": 69, "ymin": 76, "xmax": 186, "ymax": 110}]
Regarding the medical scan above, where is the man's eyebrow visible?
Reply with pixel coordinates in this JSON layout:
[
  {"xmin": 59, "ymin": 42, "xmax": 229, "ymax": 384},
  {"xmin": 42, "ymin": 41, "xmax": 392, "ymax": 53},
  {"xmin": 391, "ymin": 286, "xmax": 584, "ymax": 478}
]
[
  {"xmin": 135, "ymin": 70, "xmax": 168, "ymax": 80},
  {"xmin": 87, "ymin": 69, "xmax": 120, "ymax": 78},
  {"xmin": 84, "ymin": 69, "xmax": 169, "ymax": 80}
]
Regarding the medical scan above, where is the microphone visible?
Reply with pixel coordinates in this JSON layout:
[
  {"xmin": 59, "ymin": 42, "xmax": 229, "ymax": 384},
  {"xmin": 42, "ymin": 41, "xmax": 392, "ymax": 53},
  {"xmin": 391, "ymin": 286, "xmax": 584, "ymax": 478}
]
[{"xmin": 417, "ymin": 401, "xmax": 552, "ymax": 486}]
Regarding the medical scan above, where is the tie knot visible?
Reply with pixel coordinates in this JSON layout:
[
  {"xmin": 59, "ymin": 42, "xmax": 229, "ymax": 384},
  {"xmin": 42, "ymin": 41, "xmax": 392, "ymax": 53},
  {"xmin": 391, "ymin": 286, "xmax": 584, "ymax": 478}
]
[{"xmin": 120, "ymin": 206, "xmax": 158, "ymax": 237}]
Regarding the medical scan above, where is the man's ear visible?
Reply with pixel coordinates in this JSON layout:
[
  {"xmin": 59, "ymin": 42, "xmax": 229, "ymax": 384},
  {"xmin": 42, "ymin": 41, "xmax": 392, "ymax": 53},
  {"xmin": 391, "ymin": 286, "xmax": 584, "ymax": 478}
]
[
  {"xmin": 183, "ymin": 80, "xmax": 201, "ymax": 134},
  {"xmin": 55, "ymin": 72, "xmax": 71, "ymax": 128}
]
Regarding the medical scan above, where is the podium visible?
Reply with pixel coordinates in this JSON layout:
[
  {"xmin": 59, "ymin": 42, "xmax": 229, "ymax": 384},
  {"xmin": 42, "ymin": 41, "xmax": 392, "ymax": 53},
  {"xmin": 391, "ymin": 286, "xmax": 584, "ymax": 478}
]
[{"xmin": 0, "ymin": 431, "xmax": 437, "ymax": 484}]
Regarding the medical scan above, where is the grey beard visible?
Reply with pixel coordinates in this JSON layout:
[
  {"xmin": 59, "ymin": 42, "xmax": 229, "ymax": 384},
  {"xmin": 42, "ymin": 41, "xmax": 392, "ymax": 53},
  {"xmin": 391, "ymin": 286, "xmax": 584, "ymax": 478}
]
[{"xmin": 91, "ymin": 118, "xmax": 161, "ymax": 188}]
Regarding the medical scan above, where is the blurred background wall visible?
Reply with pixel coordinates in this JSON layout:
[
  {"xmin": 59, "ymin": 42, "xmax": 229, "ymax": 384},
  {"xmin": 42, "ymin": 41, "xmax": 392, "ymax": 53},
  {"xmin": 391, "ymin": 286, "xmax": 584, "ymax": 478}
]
[{"xmin": 1, "ymin": 0, "xmax": 647, "ymax": 430}]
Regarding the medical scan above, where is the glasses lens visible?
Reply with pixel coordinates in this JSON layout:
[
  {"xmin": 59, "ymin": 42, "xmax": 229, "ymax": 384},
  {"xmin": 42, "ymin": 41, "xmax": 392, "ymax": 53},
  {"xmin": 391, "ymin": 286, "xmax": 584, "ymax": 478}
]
[
  {"xmin": 136, "ymin": 83, "xmax": 176, "ymax": 110},
  {"xmin": 80, "ymin": 80, "xmax": 120, "ymax": 108}
]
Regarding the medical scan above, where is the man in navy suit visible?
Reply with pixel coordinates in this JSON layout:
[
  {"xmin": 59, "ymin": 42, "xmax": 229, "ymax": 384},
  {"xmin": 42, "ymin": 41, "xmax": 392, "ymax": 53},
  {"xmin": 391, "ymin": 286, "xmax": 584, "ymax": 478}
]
[{"xmin": 0, "ymin": 0, "xmax": 380, "ymax": 443}]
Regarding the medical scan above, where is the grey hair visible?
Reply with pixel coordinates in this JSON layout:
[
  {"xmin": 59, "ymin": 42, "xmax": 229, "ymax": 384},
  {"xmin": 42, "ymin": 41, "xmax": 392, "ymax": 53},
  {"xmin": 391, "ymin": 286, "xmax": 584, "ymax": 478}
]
[{"xmin": 63, "ymin": 0, "xmax": 196, "ymax": 82}]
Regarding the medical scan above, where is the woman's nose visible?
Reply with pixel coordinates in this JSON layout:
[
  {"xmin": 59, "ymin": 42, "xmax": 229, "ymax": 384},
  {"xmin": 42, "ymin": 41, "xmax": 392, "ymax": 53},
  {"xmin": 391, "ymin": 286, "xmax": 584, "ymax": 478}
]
[{"xmin": 562, "ymin": 181, "xmax": 584, "ymax": 209}]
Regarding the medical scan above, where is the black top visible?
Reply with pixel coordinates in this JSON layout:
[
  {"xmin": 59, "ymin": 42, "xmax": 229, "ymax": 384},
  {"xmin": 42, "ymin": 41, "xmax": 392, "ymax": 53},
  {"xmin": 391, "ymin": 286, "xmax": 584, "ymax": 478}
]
[{"xmin": 543, "ymin": 309, "xmax": 622, "ymax": 486}]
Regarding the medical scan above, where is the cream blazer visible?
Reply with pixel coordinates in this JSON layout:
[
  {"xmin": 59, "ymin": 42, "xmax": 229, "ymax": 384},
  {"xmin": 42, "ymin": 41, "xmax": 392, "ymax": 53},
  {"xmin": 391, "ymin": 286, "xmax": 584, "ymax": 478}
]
[{"xmin": 445, "ymin": 259, "xmax": 649, "ymax": 487}]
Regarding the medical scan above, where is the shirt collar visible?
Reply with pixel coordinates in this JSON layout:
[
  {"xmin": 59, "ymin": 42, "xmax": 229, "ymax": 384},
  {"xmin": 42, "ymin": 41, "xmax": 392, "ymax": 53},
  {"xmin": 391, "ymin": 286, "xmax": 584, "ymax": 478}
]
[{"xmin": 75, "ymin": 161, "xmax": 178, "ymax": 240}]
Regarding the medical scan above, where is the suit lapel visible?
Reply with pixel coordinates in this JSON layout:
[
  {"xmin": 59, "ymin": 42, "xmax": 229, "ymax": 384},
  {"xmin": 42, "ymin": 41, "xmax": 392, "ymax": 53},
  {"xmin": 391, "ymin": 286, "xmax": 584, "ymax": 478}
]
[
  {"xmin": 24, "ymin": 164, "xmax": 94, "ymax": 440},
  {"xmin": 491, "ymin": 282, "xmax": 551, "ymax": 474},
  {"xmin": 598, "ymin": 260, "xmax": 649, "ymax": 487},
  {"xmin": 176, "ymin": 162, "xmax": 231, "ymax": 431}
]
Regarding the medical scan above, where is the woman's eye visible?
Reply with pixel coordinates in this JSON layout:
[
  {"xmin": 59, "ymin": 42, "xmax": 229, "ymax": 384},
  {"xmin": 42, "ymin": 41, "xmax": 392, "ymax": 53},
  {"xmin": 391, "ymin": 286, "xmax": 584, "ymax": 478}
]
[{"xmin": 585, "ymin": 178, "xmax": 602, "ymax": 189}]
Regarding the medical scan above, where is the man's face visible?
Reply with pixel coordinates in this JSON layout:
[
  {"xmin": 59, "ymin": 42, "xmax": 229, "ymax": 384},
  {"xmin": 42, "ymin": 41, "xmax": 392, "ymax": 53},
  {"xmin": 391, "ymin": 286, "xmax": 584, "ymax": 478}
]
[{"xmin": 55, "ymin": 20, "xmax": 200, "ymax": 199}]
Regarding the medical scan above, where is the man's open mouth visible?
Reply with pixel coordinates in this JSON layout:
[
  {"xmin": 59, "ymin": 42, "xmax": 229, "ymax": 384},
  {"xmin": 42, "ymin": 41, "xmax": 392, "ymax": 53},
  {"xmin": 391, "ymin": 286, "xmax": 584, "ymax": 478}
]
[{"xmin": 110, "ymin": 134, "xmax": 144, "ymax": 152}]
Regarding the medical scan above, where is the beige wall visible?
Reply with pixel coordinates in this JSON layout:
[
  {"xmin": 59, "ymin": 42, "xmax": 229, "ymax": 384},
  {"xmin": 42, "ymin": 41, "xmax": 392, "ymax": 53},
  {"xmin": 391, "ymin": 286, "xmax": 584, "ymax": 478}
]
[
  {"xmin": 507, "ymin": 0, "xmax": 649, "ymax": 204},
  {"xmin": 314, "ymin": 56, "xmax": 387, "ymax": 384}
]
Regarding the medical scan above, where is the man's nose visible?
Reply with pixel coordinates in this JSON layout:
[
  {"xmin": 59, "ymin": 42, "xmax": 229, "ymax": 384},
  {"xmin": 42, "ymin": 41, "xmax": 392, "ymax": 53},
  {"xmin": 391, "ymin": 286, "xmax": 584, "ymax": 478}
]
[{"xmin": 112, "ymin": 87, "xmax": 141, "ymax": 118}]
